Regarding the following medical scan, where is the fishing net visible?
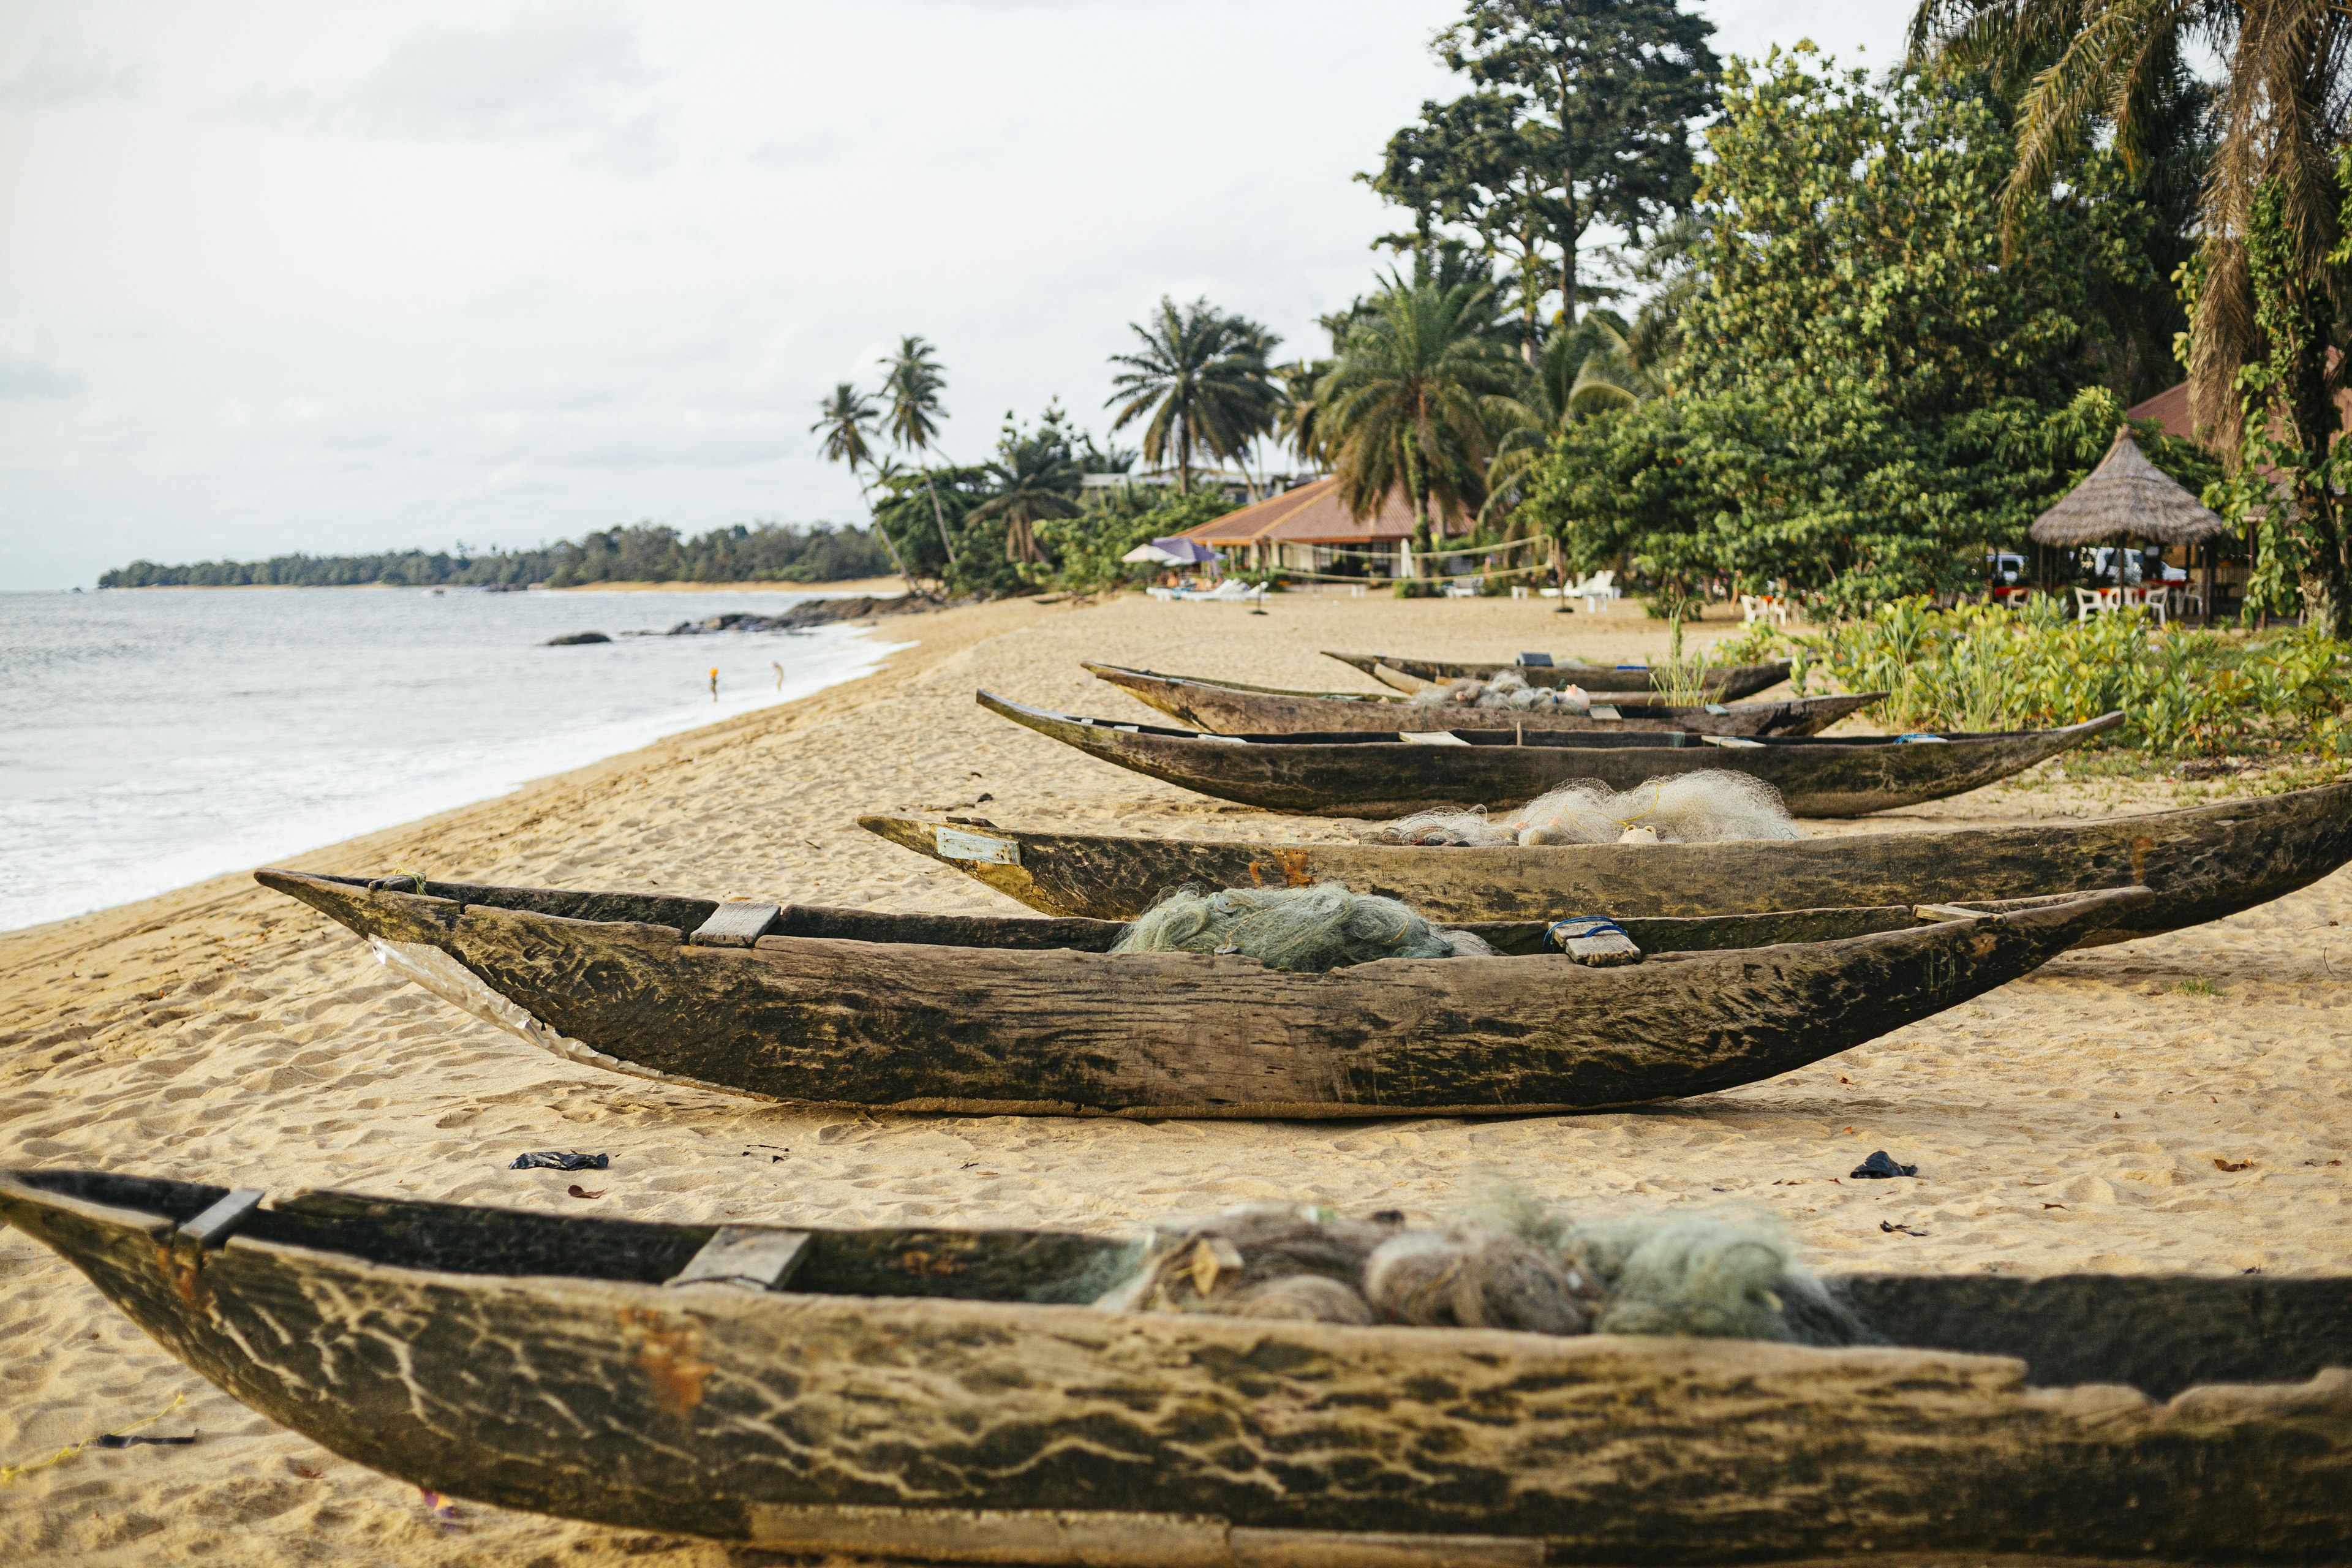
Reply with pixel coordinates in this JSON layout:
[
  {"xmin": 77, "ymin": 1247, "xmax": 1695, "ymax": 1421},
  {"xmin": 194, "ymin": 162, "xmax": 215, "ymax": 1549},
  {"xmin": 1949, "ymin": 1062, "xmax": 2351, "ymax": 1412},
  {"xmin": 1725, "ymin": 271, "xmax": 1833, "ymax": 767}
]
[
  {"xmin": 1406, "ymin": 669, "xmax": 1592, "ymax": 714},
  {"xmin": 1375, "ymin": 771, "xmax": 1802, "ymax": 848},
  {"xmin": 1099, "ymin": 1193, "xmax": 1864, "ymax": 1345},
  {"xmin": 1110, "ymin": 883, "xmax": 1493, "ymax": 971}
]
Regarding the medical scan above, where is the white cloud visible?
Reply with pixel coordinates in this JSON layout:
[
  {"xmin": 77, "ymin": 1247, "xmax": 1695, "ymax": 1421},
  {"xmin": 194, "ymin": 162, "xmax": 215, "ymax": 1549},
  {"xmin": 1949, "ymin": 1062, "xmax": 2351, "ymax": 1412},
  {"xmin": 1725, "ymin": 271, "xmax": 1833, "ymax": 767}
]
[
  {"xmin": 0, "ymin": 36, "xmax": 148, "ymax": 111},
  {"xmin": 0, "ymin": 349, "xmax": 81, "ymax": 398},
  {"xmin": 235, "ymin": 1, "xmax": 679, "ymax": 175}
]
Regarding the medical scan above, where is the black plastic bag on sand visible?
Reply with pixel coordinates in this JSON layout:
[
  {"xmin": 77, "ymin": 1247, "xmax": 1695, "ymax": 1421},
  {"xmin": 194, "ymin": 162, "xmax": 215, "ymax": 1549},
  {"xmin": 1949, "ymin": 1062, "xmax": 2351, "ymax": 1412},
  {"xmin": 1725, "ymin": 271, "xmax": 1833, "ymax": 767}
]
[
  {"xmin": 1850, "ymin": 1150, "xmax": 1918, "ymax": 1179},
  {"xmin": 510, "ymin": 1152, "xmax": 609, "ymax": 1172}
]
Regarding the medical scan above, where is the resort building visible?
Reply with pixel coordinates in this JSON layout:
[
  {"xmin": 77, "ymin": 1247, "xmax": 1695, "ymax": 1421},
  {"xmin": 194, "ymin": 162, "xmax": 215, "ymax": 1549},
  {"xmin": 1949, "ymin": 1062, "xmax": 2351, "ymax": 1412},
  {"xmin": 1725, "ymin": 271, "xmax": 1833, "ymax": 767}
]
[{"xmin": 1174, "ymin": 477, "xmax": 1469, "ymax": 578}]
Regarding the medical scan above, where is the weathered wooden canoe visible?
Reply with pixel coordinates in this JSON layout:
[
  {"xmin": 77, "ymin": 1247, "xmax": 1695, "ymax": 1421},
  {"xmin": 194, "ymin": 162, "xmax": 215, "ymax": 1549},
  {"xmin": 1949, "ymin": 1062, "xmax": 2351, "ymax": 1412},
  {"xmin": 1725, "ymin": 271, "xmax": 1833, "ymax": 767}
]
[
  {"xmin": 1327, "ymin": 650, "xmax": 1794, "ymax": 701},
  {"xmin": 9, "ymin": 1167, "xmax": 2351, "ymax": 1564},
  {"xmin": 255, "ymin": 867, "xmax": 2144, "ymax": 1117},
  {"xmin": 1085, "ymin": 662, "xmax": 1881, "ymax": 737},
  {"xmin": 980, "ymin": 690, "xmax": 2122, "ymax": 818},
  {"xmin": 859, "ymin": 776, "xmax": 2352, "ymax": 940}
]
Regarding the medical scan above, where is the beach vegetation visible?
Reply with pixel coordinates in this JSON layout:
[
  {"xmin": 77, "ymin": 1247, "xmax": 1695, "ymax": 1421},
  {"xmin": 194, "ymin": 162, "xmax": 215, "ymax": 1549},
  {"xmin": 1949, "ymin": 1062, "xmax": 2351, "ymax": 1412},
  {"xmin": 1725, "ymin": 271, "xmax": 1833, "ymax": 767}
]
[
  {"xmin": 1775, "ymin": 595, "xmax": 2352, "ymax": 757},
  {"xmin": 1319, "ymin": 273, "xmax": 1525, "ymax": 571},
  {"xmin": 969, "ymin": 402, "xmax": 1086, "ymax": 567},
  {"xmin": 1913, "ymin": 0, "xmax": 2352, "ymax": 633},
  {"xmin": 880, "ymin": 334, "xmax": 967, "ymax": 569},
  {"xmin": 1104, "ymin": 298, "xmax": 1283, "ymax": 494},
  {"xmin": 1517, "ymin": 50, "xmax": 2204, "ymax": 611},
  {"xmin": 1038, "ymin": 488, "xmax": 1238, "ymax": 595},
  {"xmin": 98, "ymin": 521, "xmax": 900, "ymax": 590}
]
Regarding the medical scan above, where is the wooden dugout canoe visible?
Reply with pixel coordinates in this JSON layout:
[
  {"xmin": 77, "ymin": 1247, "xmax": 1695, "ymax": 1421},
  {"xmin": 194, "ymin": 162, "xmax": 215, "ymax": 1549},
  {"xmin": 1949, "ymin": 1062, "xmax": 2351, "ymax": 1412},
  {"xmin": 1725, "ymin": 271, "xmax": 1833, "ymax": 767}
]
[
  {"xmin": 8, "ymin": 1167, "xmax": 2351, "ymax": 1565},
  {"xmin": 980, "ymin": 690, "xmax": 2123, "ymax": 818},
  {"xmin": 1327, "ymin": 650, "xmax": 1795, "ymax": 701},
  {"xmin": 858, "ymin": 776, "xmax": 2352, "ymax": 938},
  {"xmin": 1084, "ymin": 662, "xmax": 1880, "ymax": 737},
  {"xmin": 255, "ymin": 868, "xmax": 2145, "ymax": 1117}
]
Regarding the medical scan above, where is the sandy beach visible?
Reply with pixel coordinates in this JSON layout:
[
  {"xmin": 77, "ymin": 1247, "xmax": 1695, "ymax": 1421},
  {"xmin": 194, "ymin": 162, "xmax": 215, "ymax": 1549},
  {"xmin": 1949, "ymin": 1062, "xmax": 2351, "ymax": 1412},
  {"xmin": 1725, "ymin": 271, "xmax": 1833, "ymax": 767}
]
[{"xmin": 3, "ymin": 590, "xmax": 2346, "ymax": 1566}]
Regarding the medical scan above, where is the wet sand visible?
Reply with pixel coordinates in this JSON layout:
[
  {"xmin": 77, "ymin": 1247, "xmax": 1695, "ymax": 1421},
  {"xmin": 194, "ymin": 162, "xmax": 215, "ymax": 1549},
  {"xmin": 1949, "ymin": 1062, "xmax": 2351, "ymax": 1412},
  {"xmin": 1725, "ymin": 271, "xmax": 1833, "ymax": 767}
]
[{"xmin": 3, "ymin": 590, "xmax": 2346, "ymax": 1565}]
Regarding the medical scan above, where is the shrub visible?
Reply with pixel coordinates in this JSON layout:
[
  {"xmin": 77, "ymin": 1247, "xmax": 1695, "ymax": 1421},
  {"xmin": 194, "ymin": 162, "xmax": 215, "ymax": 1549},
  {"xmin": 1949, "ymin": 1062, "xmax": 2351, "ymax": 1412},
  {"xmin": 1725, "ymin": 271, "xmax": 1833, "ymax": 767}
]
[{"xmin": 1793, "ymin": 596, "xmax": 2351, "ymax": 755}]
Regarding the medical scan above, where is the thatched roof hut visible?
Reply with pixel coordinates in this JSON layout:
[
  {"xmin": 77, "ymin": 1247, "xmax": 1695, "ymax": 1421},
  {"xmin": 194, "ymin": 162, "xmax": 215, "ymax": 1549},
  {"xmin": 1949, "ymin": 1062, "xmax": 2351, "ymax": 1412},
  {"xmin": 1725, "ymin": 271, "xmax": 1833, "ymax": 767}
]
[{"xmin": 2028, "ymin": 432, "xmax": 2230, "ymax": 548}]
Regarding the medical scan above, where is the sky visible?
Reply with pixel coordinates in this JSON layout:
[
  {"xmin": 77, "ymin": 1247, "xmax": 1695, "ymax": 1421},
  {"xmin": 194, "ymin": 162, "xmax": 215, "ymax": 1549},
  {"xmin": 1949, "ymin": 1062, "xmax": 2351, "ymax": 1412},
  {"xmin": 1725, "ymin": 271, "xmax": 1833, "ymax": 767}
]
[{"xmin": 0, "ymin": 1, "xmax": 1905, "ymax": 590}]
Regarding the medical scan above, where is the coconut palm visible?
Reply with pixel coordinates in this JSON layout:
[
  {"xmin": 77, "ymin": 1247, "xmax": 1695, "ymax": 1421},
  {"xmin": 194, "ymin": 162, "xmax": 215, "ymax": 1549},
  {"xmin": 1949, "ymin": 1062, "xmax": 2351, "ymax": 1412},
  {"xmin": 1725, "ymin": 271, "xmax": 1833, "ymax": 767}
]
[
  {"xmin": 1274, "ymin": 359, "xmax": 1336, "ymax": 469},
  {"xmin": 1104, "ymin": 298, "xmax": 1281, "ymax": 493},
  {"xmin": 970, "ymin": 407, "xmax": 1084, "ymax": 565},
  {"xmin": 1909, "ymin": 3, "xmax": 2347, "ymax": 446},
  {"xmin": 1318, "ymin": 277, "xmax": 1523, "ymax": 568},
  {"xmin": 1911, "ymin": 0, "xmax": 2351, "ymax": 628},
  {"xmin": 1477, "ymin": 314, "xmax": 1663, "ymax": 530},
  {"xmin": 810, "ymin": 383, "xmax": 914, "ymax": 591},
  {"xmin": 880, "ymin": 334, "xmax": 960, "ymax": 564}
]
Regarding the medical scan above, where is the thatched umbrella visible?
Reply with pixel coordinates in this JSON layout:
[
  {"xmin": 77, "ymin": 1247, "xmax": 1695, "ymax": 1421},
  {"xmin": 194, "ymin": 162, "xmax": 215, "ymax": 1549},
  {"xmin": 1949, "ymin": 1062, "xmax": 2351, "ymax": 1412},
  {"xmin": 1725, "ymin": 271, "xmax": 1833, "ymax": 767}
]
[{"xmin": 2027, "ymin": 432, "xmax": 2232, "ymax": 621}]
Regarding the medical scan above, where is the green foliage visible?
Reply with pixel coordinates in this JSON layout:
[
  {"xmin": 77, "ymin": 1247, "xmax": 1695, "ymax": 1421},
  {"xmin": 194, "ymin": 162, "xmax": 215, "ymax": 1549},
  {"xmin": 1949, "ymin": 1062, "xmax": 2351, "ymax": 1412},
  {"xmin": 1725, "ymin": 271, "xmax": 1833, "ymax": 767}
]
[
  {"xmin": 870, "ymin": 463, "xmax": 997, "ymax": 592},
  {"xmin": 1105, "ymin": 298, "xmax": 1281, "ymax": 491},
  {"xmin": 99, "ymin": 523, "xmax": 897, "ymax": 590},
  {"xmin": 1037, "ymin": 489, "xmax": 1238, "ymax": 594},
  {"xmin": 1797, "ymin": 596, "xmax": 2352, "ymax": 756},
  {"xmin": 970, "ymin": 402, "xmax": 1084, "ymax": 567},
  {"xmin": 2207, "ymin": 165, "xmax": 2352, "ymax": 633},
  {"xmin": 1525, "ymin": 53, "xmax": 2157, "ymax": 611},
  {"xmin": 1321, "ymin": 275, "xmax": 1525, "ymax": 564},
  {"xmin": 1369, "ymin": 0, "xmax": 1719, "ymax": 337}
]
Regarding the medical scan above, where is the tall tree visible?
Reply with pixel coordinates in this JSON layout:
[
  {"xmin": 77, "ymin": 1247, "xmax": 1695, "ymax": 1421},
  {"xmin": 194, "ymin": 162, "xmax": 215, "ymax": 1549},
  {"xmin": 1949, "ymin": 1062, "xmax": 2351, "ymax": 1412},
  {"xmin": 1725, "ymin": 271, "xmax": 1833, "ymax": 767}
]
[
  {"xmin": 1482, "ymin": 311, "xmax": 1664, "ymax": 527},
  {"xmin": 1527, "ymin": 53, "xmax": 2152, "ymax": 612},
  {"xmin": 1104, "ymin": 298, "xmax": 1281, "ymax": 494},
  {"xmin": 971, "ymin": 403, "xmax": 1085, "ymax": 565},
  {"xmin": 1911, "ymin": 0, "xmax": 2352, "ymax": 630},
  {"xmin": 810, "ymin": 383, "xmax": 915, "ymax": 591},
  {"xmin": 1274, "ymin": 358, "xmax": 1336, "ymax": 469},
  {"xmin": 1369, "ymin": 0, "xmax": 1719, "ymax": 339},
  {"xmin": 1319, "ymin": 276, "xmax": 1524, "ymax": 568},
  {"xmin": 880, "ymin": 334, "xmax": 962, "ymax": 565}
]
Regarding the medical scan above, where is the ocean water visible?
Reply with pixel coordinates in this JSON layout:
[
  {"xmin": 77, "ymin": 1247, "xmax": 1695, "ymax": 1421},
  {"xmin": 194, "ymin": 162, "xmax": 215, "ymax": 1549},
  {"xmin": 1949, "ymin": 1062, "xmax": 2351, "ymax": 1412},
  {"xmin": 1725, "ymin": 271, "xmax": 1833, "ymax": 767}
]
[{"xmin": 0, "ymin": 587, "xmax": 905, "ymax": 933}]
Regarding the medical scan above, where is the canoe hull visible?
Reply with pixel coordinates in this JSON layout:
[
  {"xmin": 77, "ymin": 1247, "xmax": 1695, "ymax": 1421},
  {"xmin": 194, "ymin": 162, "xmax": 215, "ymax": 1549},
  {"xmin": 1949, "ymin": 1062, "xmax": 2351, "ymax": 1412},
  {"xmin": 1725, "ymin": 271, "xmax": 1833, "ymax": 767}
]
[
  {"xmin": 1085, "ymin": 663, "xmax": 1875, "ymax": 737},
  {"xmin": 6, "ymin": 1170, "xmax": 2350, "ymax": 1566},
  {"xmin": 982, "ymin": 692, "xmax": 2122, "ymax": 818},
  {"xmin": 1326, "ymin": 652, "xmax": 1793, "ymax": 701},
  {"xmin": 857, "ymin": 777, "xmax": 2352, "ymax": 937},
  {"xmin": 257, "ymin": 870, "xmax": 2143, "ymax": 1116}
]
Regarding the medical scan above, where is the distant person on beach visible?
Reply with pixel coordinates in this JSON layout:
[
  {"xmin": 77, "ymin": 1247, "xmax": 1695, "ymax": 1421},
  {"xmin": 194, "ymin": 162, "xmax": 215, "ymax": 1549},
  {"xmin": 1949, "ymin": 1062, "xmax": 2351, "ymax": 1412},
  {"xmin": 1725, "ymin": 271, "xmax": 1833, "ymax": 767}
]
[
  {"xmin": 709, "ymin": 667, "xmax": 718, "ymax": 702},
  {"xmin": 771, "ymin": 660, "xmax": 783, "ymax": 691}
]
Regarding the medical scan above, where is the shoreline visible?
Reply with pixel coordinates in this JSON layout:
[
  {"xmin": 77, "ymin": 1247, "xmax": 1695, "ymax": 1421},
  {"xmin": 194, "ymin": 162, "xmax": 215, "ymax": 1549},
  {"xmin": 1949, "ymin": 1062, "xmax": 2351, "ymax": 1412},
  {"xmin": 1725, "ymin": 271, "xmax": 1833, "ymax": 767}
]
[
  {"xmin": 92, "ymin": 577, "xmax": 913, "ymax": 596},
  {"xmin": 3, "ymin": 591, "xmax": 2346, "ymax": 1566}
]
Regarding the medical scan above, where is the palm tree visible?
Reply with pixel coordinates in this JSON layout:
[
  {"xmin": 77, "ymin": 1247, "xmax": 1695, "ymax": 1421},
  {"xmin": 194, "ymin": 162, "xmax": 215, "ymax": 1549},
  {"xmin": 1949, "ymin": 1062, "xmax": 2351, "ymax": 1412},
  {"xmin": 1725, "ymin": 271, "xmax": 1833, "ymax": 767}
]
[
  {"xmin": 970, "ymin": 407, "xmax": 1084, "ymax": 565},
  {"xmin": 1909, "ymin": 1, "xmax": 2352, "ymax": 626},
  {"xmin": 880, "ymin": 334, "xmax": 959, "ymax": 565},
  {"xmin": 1477, "ymin": 315, "xmax": 1661, "ymax": 530},
  {"xmin": 810, "ymin": 383, "xmax": 914, "ymax": 591},
  {"xmin": 1274, "ymin": 359, "xmax": 1336, "ymax": 470},
  {"xmin": 1319, "ymin": 277, "xmax": 1523, "ymax": 571},
  {"xmin": 1104, "ymin": 298, "xmax": 1281, "ymax": 494}
]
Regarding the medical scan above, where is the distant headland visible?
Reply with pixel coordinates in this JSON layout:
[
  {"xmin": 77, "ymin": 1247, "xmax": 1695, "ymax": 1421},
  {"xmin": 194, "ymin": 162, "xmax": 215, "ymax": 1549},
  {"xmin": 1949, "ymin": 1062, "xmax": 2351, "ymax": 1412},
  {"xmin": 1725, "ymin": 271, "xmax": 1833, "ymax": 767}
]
[{"xmin": 97, "ymin": 521, "xmax": 892, "ymax": 590}]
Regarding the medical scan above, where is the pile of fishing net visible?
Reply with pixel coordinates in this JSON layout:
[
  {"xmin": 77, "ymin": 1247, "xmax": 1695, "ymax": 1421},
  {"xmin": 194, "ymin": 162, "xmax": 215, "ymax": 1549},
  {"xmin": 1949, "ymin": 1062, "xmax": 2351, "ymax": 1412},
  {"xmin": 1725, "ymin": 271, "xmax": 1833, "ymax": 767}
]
[
  {"xmin": 1110, "ymin": 883, "xmax": 1492, "ymax": 971},
  {"xmin": 1096, "ymin": 1190, "xmax": 1863, "ymax": 1346},
  {"xmin": 1407, "ymin": 668, "xmax": 1594, "ymax": 714},
  {"xmin": 1375, "ymin": 771, "xmax": 1803, "ymax": 848}
]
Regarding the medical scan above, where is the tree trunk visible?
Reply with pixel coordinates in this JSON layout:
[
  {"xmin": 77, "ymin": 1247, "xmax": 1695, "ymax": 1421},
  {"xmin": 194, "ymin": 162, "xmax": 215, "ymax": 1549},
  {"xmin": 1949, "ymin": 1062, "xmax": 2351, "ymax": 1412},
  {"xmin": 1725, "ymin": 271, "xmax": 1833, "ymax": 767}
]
[
  {"xmin": 859, "ymin": 476, "xmax": 919, "ymax": 596},
  {"xmin": 1177, "ymin": 418, "xmax": 1193, "ymax": 497},
  {"xmin": 2284, "ymin": 344, "xmax": 2352, "ymax": 639},
  {"xmin": 922, "ymin": 472, "xmax": 957, "ymax": 565},
  {"xmin": 1406, "ymin": 434, "xmax": 1433, "ymax": 578}
]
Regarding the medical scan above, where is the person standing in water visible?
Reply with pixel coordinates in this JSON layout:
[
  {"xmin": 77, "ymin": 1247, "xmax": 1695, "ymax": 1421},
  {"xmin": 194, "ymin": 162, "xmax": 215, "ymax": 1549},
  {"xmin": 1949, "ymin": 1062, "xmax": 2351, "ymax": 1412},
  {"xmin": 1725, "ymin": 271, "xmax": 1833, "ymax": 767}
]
[
  {"xmin": 771, "ymin": 660, "xmax": 784, "ymax": 691},
  {"xmin": 709, "ymin": 667, "xmax": 719, "ymax": 702}
]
